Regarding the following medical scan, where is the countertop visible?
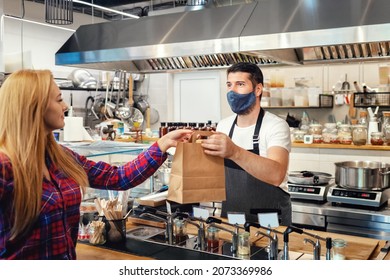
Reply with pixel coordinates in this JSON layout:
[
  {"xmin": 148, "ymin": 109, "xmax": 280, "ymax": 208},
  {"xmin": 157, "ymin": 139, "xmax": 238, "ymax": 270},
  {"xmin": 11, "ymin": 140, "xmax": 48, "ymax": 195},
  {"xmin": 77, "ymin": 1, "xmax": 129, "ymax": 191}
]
[
  {"xmin": 76, "ymin": 219, "xmax": 389, "ymax": 260},
  {"xmin": 292, "ymin": 142, "xmax": 390, "ymax": 150}
]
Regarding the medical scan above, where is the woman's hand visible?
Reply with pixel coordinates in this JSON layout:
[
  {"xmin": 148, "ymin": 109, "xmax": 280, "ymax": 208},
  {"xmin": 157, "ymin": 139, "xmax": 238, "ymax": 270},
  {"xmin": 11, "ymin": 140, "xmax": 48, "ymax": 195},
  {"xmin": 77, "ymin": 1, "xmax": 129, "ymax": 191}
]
[{"xmin": 157, "ymin": 129, "xmax": 193, "ymax": 153}]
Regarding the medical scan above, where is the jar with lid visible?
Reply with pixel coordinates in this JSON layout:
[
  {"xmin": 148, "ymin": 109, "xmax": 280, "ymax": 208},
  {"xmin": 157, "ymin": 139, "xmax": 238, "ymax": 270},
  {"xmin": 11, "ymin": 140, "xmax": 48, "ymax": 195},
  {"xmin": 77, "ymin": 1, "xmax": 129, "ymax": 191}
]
[
  {"xmin": 322, "ymin": 123, "xmax": 338, "ymax": 143},
  {"xmin": 309, "ymin": 123, "xmax": 322, "ymax": 135},
  {"xmin": 207, "ymin": 226, "xmax": 220, "ymax": 252},
  {"xmin": 312, "ymin": 134, "xmax": 323, "ymax": 144},
  {"xmin": 237, "ymin": 231, "xmax": 251, "ymax": 258},
  {"xmin": 382, "ymin": 111, "xmax": 390, "ymax": 145},
  {"xmin": 338, "ymin": 124, "xmax": 352, "ymax": 145},
  {"xmin": 332, "ymin": 238, "xmax": 347, "ymax": 260},
  {"xmin": 370, "ymin": 132, "xmax": 384, "ymax": 145},
  {"xmin": 352, "ymin": 125, "xmax": 368, "ymax": 145},
  {"xmin": 293, "ymin": 130, "xmax": 306, "ymax": 143}
]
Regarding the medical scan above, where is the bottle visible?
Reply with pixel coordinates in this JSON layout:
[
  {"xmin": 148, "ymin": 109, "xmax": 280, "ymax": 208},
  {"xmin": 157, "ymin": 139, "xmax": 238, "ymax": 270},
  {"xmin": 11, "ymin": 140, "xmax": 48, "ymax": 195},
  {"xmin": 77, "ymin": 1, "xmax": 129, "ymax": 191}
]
[{"xmin": 159, "ymin": 122, "xmax": 167, "ymax": 137}]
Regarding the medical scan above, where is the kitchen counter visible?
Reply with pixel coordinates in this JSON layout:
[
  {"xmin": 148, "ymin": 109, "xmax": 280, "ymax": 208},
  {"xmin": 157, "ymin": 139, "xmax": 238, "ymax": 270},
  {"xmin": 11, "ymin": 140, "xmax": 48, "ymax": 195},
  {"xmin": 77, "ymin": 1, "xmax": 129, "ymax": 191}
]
[
  {"xmin": 291, "ymin": 200, "xmax": 390, "ymax": 240},
  {"xmin": 76, "ymin": 218, "xmax": 389, "ymax": 260}
]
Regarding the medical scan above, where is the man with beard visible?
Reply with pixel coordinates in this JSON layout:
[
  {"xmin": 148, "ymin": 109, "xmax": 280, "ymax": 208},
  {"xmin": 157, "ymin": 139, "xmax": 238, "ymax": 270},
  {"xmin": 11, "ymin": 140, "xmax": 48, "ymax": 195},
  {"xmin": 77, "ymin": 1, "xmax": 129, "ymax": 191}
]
[{"xmin": 201, "ymin": 62, "xmax": 292, "ymax": 225}]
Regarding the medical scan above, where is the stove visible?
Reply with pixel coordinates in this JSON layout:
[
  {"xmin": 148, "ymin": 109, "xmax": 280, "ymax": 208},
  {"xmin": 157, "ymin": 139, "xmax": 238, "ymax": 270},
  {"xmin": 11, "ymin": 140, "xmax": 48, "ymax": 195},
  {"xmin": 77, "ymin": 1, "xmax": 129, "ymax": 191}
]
[
  {"xmin": 327, "ymin": 185, "xmax": 390, "ymax": 210},
  {"xmin": 288, "ymin": 183, "xmax": 333, "ymax": 203}
]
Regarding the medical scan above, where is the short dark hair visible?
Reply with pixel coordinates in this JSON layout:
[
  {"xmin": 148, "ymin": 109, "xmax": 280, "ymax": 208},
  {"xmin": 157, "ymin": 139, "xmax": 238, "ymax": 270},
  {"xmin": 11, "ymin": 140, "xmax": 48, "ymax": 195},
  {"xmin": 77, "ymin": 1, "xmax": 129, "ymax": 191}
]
[{"xmin": 227, "ymin": 62, "xmax": 264, "ymax": 86}]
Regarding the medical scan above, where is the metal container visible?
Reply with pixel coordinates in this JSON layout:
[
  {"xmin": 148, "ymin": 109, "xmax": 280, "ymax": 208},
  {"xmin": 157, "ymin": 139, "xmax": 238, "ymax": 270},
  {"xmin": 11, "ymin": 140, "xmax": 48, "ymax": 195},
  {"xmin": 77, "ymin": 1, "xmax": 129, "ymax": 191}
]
[{"xmin": 335, "ymin": 161, "xmax": 390, "ymax": 190}]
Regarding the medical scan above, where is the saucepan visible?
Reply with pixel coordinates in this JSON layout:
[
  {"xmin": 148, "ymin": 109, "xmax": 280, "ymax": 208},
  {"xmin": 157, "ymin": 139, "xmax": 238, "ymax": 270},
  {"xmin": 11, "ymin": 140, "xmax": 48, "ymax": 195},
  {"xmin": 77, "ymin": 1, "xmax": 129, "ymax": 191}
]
[
  {"xmin": 288, "ymin": 171, "xmax": 333, "ymax": 185},
  {"xmin": 335, "ymin": 161, "xmax": 390, "ymax": 190}
]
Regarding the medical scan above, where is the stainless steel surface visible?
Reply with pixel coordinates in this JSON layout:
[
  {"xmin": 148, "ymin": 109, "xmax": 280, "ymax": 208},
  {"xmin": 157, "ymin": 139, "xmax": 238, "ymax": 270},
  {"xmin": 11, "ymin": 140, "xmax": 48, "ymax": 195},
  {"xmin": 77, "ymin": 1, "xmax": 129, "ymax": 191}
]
[
  {"xmin": 288, "ymin": 171, "xmax": 332, "ymax": 185},
  {"xmin": 288, "ymin": 183, "xmax": 331, "ymax": 202},
  {"xmin": 292, "ymin": 200, "xmax": 390, "ymax": 240},
  {"xmin": 292, "ymin": 211, "xmax": 326, "ymax": 229},
  {"xmin": 327, "ymin": 186, "xmax": 390, "ymax": 208},
  {"xmin": 335, "ymin": 161, "xmax": 390, "ymax": 190},
  {"xmin": 56, "ymin": 0, "xmax": 390, "ymax": 73}
]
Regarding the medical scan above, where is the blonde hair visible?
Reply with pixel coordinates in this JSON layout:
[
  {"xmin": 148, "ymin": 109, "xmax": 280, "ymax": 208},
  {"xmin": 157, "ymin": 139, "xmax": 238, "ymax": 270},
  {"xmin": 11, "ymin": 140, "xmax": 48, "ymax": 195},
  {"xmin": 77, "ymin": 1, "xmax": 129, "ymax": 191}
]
[{"xmin": 0, "ymin": 69, "xmax": 89, "ymax": 240}]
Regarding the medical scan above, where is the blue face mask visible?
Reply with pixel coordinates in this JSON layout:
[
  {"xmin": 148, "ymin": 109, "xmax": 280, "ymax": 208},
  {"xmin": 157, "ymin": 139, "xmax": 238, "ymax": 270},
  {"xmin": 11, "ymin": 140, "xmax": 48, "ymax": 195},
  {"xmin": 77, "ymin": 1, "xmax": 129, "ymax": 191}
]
[{"xmin": 227, "ymin": 90, "xmax": 256, "ymax": 114}]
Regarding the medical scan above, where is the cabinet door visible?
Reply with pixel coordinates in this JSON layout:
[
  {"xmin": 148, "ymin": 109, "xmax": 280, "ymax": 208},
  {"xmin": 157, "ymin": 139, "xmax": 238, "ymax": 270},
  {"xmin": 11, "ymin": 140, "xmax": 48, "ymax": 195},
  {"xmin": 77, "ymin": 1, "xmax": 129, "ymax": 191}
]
[{"xmin": 173, "ymin": 72, "xmax": 221, "ymax": 122}]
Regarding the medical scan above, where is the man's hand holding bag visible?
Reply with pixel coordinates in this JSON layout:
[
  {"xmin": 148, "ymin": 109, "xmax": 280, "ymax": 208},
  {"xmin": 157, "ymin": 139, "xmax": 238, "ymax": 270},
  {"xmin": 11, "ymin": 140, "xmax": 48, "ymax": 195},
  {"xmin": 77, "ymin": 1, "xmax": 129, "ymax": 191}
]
[{"xmin": 167, "ymin": 131, "xmax": 226, "ymax": 204}]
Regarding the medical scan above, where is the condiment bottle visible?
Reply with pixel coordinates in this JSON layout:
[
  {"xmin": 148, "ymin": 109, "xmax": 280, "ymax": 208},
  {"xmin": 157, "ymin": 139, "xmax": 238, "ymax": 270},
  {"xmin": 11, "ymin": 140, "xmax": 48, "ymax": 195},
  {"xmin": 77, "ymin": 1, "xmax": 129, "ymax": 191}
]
[
  {"xmin": 207, "ymin": 226, "xmax": 220, "ymax": 252},
  {"xmin": 237, "ymin": 231, "xmax": 251, "ymax": 258},
  {"xmin": 332, "ymin": 238, "xmax": 347, "ymax": 260},
  {"xmin": 174, "ymin": 218, "xmax": 188, "ymax": 244},
  {"xmin": 159, "ymin": 122, "xmax": 167, "ymax": 137}
]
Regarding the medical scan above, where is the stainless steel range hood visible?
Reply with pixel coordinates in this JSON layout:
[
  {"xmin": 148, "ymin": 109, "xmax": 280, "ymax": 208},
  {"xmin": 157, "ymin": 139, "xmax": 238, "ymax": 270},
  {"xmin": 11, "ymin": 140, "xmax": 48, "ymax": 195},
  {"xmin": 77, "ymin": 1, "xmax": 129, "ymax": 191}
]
[{"xmin": 56, "ymin": 0, "xmax": 390, "ymax": 73}]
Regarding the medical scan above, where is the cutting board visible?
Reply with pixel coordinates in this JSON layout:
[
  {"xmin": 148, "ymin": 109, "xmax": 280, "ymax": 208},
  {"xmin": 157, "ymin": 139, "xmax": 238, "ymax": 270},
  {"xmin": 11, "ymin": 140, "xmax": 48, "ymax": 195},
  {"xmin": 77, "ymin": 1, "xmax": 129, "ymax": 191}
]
[{"xmin": 126, "ymin": 216, "xmax": 165, "ymax": 229}]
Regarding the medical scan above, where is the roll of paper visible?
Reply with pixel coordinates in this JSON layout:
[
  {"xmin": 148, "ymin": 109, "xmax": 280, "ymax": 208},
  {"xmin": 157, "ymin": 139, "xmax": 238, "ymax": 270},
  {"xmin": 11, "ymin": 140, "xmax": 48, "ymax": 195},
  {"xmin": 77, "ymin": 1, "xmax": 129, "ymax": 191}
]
[{"xmin": 64, "ymin": 117, "xmax": 84, "ymax": 142}]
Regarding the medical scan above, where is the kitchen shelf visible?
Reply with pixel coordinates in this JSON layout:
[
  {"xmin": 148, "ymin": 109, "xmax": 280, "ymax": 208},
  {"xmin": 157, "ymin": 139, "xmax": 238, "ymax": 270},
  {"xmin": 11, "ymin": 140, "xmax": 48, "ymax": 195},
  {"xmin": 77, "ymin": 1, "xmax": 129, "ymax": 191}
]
[
  {"xmin": 353, "ymin": 92, "xmax": 390, "ymax": 107},
  {"xmin": 264, "ymin": 94, "xmax": 333, "ymax": 109},
  {"xmin": 292, "ymin": 142, "xmax": 390, "ymax": 151},
  {"xmin": 59, "ymin": 86, "xmax": 126, "ymax": 92}
]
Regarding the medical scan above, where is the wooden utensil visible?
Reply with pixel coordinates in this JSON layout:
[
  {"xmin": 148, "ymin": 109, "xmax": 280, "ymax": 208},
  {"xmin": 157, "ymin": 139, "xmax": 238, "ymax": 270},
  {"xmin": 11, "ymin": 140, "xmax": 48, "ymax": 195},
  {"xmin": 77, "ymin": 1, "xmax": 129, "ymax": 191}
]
[{"xmin": 128, "ymin": 75, "xmax": 134, "ymax": 107}]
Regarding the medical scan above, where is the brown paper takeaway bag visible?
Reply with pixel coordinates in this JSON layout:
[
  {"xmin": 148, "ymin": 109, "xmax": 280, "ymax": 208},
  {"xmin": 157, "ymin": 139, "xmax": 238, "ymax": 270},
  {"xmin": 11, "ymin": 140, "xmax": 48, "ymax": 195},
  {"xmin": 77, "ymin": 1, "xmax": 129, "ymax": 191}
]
[{"xmin": 167, "ymin": 131, "xmax": 226, "ymax": 204}]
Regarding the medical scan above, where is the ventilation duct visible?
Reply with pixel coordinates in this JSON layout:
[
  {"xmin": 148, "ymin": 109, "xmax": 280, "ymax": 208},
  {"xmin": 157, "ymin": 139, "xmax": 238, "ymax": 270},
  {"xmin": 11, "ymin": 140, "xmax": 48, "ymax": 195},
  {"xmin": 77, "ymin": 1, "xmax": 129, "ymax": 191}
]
[{"xmin": 56, "ymin": 0, "xmax": 390, "ymax": 73}]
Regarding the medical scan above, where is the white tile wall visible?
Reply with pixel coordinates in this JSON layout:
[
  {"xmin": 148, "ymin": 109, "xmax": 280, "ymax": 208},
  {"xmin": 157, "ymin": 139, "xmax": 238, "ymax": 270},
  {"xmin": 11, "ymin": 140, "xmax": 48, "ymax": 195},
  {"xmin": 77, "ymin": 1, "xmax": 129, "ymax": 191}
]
[{"xmin": 290, "ymin": 147, "xmax": 390, "ymax": 176}]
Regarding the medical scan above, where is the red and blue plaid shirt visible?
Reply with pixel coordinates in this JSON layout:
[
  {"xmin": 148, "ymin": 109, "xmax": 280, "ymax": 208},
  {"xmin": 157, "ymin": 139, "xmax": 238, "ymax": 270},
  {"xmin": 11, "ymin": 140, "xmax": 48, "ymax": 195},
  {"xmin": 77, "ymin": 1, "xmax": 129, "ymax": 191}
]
[{"xmin": 0, "ymin": 142, "xmax": 167, "ymax": 259}]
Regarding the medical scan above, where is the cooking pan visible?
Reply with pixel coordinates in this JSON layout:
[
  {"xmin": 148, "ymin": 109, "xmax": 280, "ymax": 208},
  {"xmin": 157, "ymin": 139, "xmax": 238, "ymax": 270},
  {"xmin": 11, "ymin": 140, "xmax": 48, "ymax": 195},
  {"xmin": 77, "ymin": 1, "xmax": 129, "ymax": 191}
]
[
  {"xmin": 335, "ymin": 161, "xmax": 390, "ymax": 190},
  {"xmin": 288, "ymin": 171, "xmax": 333, "ymax": 185}
]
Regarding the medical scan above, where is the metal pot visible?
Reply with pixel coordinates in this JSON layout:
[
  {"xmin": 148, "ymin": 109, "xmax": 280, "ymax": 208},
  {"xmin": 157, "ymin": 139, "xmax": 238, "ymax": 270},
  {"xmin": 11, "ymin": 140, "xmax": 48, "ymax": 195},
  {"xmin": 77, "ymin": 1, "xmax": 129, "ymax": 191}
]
[
  {"xmin": 288, "ymin": 171, "xmax": 333, "ymax": 185},
  {"xmin": 335, "ymin": 161, "xmax": 390, "ymax": 190}
]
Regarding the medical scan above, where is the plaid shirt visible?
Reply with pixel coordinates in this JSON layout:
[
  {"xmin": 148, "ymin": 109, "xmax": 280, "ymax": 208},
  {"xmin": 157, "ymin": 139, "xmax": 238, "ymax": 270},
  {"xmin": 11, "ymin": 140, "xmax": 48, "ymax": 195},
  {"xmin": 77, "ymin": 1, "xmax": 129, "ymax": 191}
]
[{"xmin": 0, "ymin": 142, "xmax": 166, "ymax": 259}]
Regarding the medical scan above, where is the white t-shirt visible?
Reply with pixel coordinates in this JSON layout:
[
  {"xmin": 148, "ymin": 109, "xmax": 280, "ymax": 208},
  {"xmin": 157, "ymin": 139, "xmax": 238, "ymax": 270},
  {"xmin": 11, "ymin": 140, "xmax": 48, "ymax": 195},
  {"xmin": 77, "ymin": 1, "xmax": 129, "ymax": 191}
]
[{"xmin": 217, "ymin": 111, "xmax": 291, "ymax": 190}]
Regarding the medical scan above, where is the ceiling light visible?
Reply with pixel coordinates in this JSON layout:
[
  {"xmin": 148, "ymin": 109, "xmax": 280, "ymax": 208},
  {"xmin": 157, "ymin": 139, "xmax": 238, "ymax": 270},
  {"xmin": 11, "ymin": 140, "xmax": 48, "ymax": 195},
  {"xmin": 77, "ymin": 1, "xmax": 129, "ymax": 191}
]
[
  {"xmin": 73, "ymin": 0, "xmax": 139, "ymax": 19},
  {"xmin": 45, "ymin": 0, "xmax": 74, "ymax": 25}
]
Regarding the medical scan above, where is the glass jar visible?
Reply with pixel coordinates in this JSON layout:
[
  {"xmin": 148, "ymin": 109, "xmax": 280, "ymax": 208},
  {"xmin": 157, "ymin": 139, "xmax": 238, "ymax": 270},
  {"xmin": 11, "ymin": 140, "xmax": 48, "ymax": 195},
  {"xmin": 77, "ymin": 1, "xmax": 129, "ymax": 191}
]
[
  {"xmin": 352, "ymin": 125, "xmax": 368, "ymax": 145},
  {"xmin": 309, "ymin": 123, "xmax": 323, "ymax": 135},
  {"xmin": 207, "ymin": 226, "xmax": 220, "ymax": 252},
  {"xmin": 322, "ymin": 123, "xmax": 338, "ymax": 144},
  {"xmin": 338, "ymin": 124, "xmax": 352, "ymax": 144},
  {"xmin": 370, "ymin": 132, "xmax": 384, "ymax": 145},
  {"xmin": 174, "ymin": 218, "xmax": 188, "ymax": 244},
  {"xmin": 293, "ymin": 130, "xmax": 306, "ymax": 143},
  {"xmin": 237, "ymin": 231, "xmax": 251, "ymax": 257},
  {"xmin": 332, "ymin": 238, "xmax": 347, "ymax": 260},
  {"xmin": 312, "ymin": 134, "xmax": 323, "ymax": 144},
  {"xmin": 382, "ymin": 111, "xmax": 390, "ymax": 145}
]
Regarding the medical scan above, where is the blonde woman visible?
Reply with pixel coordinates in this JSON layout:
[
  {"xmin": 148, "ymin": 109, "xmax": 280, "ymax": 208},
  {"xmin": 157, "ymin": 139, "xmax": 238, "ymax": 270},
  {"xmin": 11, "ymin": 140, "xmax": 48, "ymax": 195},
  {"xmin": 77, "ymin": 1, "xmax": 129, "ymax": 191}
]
[{"xmin": 0, "ymin": 69, "xmax": 192, "ymax": 259}]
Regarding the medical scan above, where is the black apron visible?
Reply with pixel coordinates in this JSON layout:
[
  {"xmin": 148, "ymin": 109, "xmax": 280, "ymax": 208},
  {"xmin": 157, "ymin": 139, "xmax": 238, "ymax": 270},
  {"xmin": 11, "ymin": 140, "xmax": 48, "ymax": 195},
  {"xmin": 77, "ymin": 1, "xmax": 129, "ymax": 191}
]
[{"xmin": 221, "ymin": 109, "xmax": 292, "ymax": 225}]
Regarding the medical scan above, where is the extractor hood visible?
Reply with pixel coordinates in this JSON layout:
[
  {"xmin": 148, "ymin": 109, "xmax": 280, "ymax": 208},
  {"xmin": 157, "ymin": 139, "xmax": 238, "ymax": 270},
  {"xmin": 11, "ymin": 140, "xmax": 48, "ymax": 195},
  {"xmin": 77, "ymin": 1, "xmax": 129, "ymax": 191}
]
[{"xmin": 56, "ymin": 0, "xmax": 390, "ymax": 73}]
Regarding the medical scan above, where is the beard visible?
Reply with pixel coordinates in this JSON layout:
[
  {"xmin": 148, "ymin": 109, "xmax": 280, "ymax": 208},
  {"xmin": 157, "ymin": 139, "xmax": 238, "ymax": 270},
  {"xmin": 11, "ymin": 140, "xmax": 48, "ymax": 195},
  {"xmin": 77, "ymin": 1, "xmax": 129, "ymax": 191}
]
[{"xmin": 238, "ymin": 98, "xmax": 257, "ymax": 116}]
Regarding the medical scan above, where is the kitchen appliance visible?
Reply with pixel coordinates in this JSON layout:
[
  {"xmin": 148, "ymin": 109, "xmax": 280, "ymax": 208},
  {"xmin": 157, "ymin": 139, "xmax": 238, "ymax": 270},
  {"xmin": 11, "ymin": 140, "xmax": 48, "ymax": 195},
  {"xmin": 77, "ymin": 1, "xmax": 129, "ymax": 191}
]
[
  {"xmin": 287, "ymin": 171, "xmax": 333, "ymax": 203},
  {"xmin": 288, "ymin": 183, "xmax": 332, "ymax": 203},
  {"xmin": 327, "ymin": 185, "xmax": 390, "ymax": 210}
]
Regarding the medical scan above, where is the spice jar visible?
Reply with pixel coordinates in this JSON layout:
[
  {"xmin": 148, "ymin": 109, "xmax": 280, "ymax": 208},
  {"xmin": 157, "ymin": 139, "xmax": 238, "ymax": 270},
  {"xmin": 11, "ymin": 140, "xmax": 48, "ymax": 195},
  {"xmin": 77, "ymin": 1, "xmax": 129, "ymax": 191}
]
[
  {"xmin": 237, "ymin": 231, "xmax": 251, "ymax": 259},
  {"xmin": 293, "ymin": 130, "xmax": 306, "ymax": 143},
  {"xmin": 309, "ymin": 124, "xmax": 323, "ymax": 135},
  {"xmin": 207, "ymin": 226, "xmax": 220, "ymax": 252},
  {"xmin": 370, "ymin": 132, "xmax": 384, "ymax": 145},
  {"xmin": 352, "ymin": 125, "xmax": 368, "ymax": 145},
  {"xmin": 337, "ymin": 124, "xmax": 352, "ymax": 144},
  {"xmin": 332, "ymin": 238, "xmax": 347, "ymax": 260},
  {"xmin": 322, "ymin": 123, "xmax": 338, "ymax": 144}
]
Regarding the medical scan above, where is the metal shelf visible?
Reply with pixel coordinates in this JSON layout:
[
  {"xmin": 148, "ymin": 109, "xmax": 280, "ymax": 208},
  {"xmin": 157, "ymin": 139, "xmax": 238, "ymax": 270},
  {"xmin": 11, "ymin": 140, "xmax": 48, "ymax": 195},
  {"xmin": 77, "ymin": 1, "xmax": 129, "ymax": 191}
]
[{"xmin": 354, "ymin": 92, "xmax": 390, "ymax": 108}]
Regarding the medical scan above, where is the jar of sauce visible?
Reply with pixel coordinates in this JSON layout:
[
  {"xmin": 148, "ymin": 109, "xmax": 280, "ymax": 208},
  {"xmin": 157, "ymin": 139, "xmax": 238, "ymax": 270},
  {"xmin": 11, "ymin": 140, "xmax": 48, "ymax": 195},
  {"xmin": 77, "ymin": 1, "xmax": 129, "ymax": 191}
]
[
  {"xmin": 370, "ymin": 132, "xmax": 384, "ymax": 145},
  {"xmin": 352, "ymin": 125, "xmax": 367, "ymax": 146},
  {"xmin": 207, "ymin": 226, "xmax": 220, "ymax": 252}
]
